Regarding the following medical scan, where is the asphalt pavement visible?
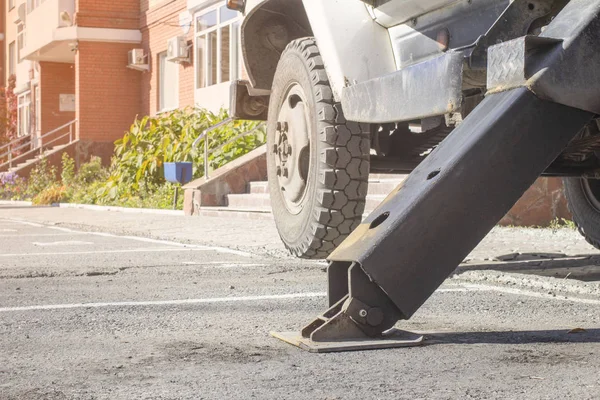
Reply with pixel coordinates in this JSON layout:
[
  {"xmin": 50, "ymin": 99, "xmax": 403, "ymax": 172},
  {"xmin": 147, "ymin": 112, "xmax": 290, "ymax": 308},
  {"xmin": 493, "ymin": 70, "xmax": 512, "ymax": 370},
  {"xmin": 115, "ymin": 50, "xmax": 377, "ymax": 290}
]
[{"xmin": 0, "ymin": 204, "xmax": 599, "ymax": 399}]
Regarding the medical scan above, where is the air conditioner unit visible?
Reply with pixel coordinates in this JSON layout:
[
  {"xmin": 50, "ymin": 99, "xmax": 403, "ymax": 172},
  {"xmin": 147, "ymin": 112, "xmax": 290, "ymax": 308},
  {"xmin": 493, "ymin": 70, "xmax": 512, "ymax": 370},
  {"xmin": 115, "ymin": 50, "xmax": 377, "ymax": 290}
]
[
  {"xmin": 127, "ymin": 49, "xmax": 149, "ymax": 71},
  {"xmin": 167, "ymin": 36, "xmax": 190, "ymax": 63},
  {"xmin": 14, "ymin": 3, "xmax": 27, "ymax": 24}
]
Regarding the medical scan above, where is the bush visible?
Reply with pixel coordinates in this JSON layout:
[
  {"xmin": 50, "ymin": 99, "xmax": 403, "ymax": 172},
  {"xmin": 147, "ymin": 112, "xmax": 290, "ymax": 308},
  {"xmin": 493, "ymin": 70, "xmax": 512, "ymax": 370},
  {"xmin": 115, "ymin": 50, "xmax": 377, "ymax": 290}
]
[
  {"xmin": 9, "ymin": 108, "xmax": 264, "ymax": 211},
  {"xmin": 98, "ymin": 108, "xmax": 265, "ymax": 204},
  {"xmin": 60, "ymin": 152, "xmax": 75, "ymax": 186},
  {"xmin": 26, "ymin": 157, "xmax": 58, "ymax": 198},
  {"xmin": 0, "ymin": 172, "xmax": 27, "ymax": 200},
  {"xmin": 32, "ymin": 184, "xmax": 66, "ymax": 205}
]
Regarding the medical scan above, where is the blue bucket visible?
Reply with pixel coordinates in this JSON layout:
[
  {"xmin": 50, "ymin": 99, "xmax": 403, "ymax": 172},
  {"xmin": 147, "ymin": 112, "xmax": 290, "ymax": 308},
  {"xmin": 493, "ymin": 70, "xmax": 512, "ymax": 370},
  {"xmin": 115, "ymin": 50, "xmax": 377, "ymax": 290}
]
[{"xmin": 164, "ymin": 162, "xmax": 193, "ymax": 185}]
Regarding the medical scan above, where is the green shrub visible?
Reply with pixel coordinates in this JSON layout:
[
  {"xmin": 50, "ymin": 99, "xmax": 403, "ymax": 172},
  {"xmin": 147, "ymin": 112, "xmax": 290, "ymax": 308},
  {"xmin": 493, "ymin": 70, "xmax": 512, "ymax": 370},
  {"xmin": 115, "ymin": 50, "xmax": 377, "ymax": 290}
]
[
  {"xmin": 60, "ymin": 153, "xmax": 75, "ymax": 186},
  {"xmin": 26, "ymin": 158, "xmax": 58, "ymax": 198},
  {"xmin": 17, "ymin": 108, "xmax": 264, "ymax": 211},
  {"xmin": 32, "ymin": 184, "xmax": 66, "ymax": 205},
  {"xmin": 98, "ymin": 108, "xmax": 265, "ymax": 203},
  {"xmin": 76, "ymin": 156, "xmax": 108, "ymax": 185}
]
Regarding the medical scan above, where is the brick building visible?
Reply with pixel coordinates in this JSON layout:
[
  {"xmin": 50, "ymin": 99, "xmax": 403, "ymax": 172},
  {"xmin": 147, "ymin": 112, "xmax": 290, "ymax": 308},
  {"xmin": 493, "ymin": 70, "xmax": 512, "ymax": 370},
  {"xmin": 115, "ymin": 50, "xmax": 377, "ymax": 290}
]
[
  {"xmin": 0, "ymin": 0, "xmax": 571, "ymax": 226},
  {"xmin": 1, "ymin": 0, "xmax": 241, "ymax": 166}
]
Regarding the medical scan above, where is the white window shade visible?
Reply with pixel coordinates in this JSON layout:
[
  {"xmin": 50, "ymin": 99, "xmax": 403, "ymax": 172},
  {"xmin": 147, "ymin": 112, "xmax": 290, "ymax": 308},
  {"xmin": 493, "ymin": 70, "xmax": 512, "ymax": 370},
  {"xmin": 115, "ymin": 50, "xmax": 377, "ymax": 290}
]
[{"xmin": 159, "ymin": 52, "xmax": 179, "ymax": 112}]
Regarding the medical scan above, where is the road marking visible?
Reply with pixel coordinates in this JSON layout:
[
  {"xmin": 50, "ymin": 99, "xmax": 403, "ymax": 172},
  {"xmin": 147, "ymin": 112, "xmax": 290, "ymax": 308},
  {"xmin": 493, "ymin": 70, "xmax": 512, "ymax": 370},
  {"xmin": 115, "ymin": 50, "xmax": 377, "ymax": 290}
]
[
  {"xmin": 0, "ymin": 229, "xmax": 18, "ymax": 232},
  {"xmin": 463, "ymin": 283, "xmax": 600, "ymax": 305},
  {"xmin": 0, "ymin": 248, "xmax": 235, "ymax": 258},
  {"xmin": 0, "ymin": 292, "xmax": 329, "ymax": 313},
  {"xmin": 4, "ymin": 218, "xmax": 253, "ymax": 257},
  {"xmin": 32, "ymin": 241, "xmax": 95, "ymax": 247},
  {"xmin": 0, "ymin": 233, "xmax": 88, "ymax": 238},
  {"xmin": 3, "ymin": 220, "xmax": 44, "ymax": 228},
  {"xmin": 0, "ymin": 288, "xmax": 493, "ymax": 314},
  {"xmin": 181, "ymin": 261, "xmax": 265, "ymax": 269}
]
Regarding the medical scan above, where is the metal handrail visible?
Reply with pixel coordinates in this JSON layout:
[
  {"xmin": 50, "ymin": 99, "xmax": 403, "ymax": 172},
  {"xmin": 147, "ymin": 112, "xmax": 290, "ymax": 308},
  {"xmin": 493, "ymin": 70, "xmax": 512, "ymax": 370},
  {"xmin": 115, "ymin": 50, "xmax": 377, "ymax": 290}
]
[
  {"xmin": 0, "ymin": 120, "xmax": 78, "ymax": 172},
  {"xmin": 0, "ymin": 134, "xmax": 32, "ymax": 154},
  {"xmin": 192, "ymin": 118, "xmax": 234, "ymax": 179},
  {"xmin": 192, "ymin": 119, "xmax": 266, "ymax": 179}
]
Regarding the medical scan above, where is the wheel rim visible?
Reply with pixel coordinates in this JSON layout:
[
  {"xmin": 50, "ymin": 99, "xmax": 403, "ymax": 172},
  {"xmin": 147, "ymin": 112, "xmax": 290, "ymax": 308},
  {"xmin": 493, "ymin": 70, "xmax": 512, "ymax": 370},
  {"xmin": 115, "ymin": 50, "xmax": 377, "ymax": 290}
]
[
  {"xmin": 272, "ymin": 82, "xmax": 311, "ymax": 215},
  {"xmin": 582, "ymin": 178, "xmax": 600, "ymax": 211}
]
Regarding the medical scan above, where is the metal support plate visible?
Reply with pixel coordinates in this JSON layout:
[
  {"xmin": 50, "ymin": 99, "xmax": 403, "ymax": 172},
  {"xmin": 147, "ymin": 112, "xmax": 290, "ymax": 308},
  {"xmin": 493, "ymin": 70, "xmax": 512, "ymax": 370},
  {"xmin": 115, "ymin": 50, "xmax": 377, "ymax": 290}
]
[{"xmin": 271, "ymin": 329, "xmax": 424, "ymax": 353}]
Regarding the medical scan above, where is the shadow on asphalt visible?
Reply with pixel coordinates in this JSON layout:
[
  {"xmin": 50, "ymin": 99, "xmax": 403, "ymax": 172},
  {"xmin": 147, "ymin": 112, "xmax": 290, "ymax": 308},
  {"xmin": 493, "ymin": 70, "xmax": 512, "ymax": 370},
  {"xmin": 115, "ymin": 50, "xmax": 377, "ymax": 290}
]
[
  {"xmin": 426, "ymin": 329, "xmax": 600, "ymax": 345},
  {"xmin": 458, "ymin": 253, "xmax": 600, "ymax": 281}
]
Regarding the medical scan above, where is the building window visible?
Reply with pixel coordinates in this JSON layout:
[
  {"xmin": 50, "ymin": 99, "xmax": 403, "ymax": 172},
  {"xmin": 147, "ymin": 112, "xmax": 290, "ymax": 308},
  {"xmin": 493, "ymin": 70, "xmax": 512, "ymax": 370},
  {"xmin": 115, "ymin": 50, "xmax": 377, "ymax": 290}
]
[
  {"xmin": 34, "ymin": 85, "xmax": 41, "ymax": 133},
  {"xmin": 17, "ymin": 23, "xmax": 25, "ymax": 61},
  {"xmin": 17, "ymin": 92, "xmax": 32, "ymax": 138},
  {"xmin": 195, "ymin": 3, "xmax": 241, "ymax": 89},
  {"xmin": 8, "ymin": 42, "xmax": 16, "ymax": 76},
  {"xmin": 158, "ymin": 52, "xmax": 179, "ymax": 112},
  {"xmin": 27, "ymin": 0, "xmax": 44, "ymax": 13}
]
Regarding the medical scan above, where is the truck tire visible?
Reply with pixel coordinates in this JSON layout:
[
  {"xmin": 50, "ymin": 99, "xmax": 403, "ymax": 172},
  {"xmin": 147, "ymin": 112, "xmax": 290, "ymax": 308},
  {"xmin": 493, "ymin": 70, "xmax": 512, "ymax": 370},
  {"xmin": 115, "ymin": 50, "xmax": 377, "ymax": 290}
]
[
  {"xmin": 564, "ymin": 177, "xmax": 600, "ymax": 249},
  {"xmin": 267, "ymin": 37, "xmax": 370, "ymax": 259}
]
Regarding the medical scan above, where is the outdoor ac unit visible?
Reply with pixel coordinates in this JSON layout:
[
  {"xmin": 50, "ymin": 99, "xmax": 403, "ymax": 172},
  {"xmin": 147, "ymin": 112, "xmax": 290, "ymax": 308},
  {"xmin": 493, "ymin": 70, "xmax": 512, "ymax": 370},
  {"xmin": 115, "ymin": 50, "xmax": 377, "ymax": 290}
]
[
  {"xmin": 127, "ymin": 49, "xmax": 149, "ymax": 71},
  {"xmin": 167, "ymin": 36, "xmax": 190, "ymax": 63}
]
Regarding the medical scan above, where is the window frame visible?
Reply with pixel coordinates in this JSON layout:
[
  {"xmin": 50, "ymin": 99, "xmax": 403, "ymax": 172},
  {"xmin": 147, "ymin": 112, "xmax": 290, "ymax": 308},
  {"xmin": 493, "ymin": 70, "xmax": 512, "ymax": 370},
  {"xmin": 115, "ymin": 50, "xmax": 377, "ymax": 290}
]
[
  {"xmin": 8, "ymin": 41, "xmax": 16, "ymax": 76},
  {"xmin": 194, "ymin": 2, "xmax": 242, "ymax": 91},
  {"xmin": 158, "ymin": 51, "xmax": 180, "ymax": 113},
  {"xmin": 17, "ymin": 91, "xmax": 32, "ymax": 138},
  {"xmin": 17, "ymin": 23, "xmax": 25, "ymax": 62}
]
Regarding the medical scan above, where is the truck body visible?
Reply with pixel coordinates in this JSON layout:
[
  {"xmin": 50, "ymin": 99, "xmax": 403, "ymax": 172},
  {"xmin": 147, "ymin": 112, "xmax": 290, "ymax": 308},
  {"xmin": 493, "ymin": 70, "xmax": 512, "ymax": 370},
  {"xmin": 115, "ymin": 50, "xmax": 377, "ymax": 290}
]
[{"xmin": 226, "ymin": 0, "xmax": 600, "ymax": 350}]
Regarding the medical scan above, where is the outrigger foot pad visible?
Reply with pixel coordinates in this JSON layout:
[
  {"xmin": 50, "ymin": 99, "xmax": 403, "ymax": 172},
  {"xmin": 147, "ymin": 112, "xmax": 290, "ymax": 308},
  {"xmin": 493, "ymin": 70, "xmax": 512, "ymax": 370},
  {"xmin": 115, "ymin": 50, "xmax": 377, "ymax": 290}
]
[{"xmin": 271, "ymin": 329, "xmax": 423, "ymax": 353}]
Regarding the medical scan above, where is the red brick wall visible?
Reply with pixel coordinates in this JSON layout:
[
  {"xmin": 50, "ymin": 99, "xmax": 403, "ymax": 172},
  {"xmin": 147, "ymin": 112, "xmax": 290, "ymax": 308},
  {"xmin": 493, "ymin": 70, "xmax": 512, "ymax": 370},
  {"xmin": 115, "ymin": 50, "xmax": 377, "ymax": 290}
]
[
  {"xmin": 75, "ymin": 0, "xmax": 140, "ymax": 29},
  {"xmin": 75, "ymin": 41, "xmax": 141, "ymax": 143},
  {"xmin": 140, "ymin": 0, "xmax": 195, "ymax": 116},
  {"xmin": 500, "ymin": 177, "xmax": 571, "ymax": 227},
  {"xmin": 39, "ymin": 62, "xmax": 76, "ymax": 135}
]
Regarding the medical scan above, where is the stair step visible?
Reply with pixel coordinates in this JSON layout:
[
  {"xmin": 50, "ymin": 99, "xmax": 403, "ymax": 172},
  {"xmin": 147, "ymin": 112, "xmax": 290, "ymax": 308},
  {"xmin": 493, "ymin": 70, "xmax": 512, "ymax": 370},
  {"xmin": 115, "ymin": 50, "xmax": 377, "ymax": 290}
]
[
  {"xmin": 249, "ymin": 181, "xmax": 269, "ymax": 194},
  {"xmin": 369, "ymin": 173, "xmax": 406, "ymax": 181},
  {"xmin": 367, "ymin": 180, "xmax": 405, "ymax": 195},
  {"xmin": 247, "ymin": 176, "xmax": 406, "ymax": 197},
  {"xmin": 227, "ymin": 193, "xmax": 271, "ymax": 208},
  {"xmin": 365, "ymin": 195, "xmax": 387, "ymax": 212},
  {"xmin": 226, "ymin": 192, "xmax": 389, "ymax": 212}
]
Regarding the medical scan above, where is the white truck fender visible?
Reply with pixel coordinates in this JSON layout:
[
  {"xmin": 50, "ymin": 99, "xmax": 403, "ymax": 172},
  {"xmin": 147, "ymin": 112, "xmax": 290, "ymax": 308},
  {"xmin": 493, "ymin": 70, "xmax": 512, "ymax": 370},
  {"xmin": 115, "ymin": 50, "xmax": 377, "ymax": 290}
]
[{"xmin": 301, "ymin": 0, "xmax": 397, "ymax": 102}]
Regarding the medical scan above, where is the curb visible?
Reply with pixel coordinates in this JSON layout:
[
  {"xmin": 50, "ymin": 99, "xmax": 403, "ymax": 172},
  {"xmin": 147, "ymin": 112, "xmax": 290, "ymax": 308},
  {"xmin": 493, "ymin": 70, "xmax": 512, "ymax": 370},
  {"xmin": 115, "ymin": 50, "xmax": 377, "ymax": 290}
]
[
  {"xmin": 0, "ymin": 200, "xmax": 33, "ymax": 206},
  {"xmin": 55, "ymin": 203, "xmax": 185, "ymax": 216}
]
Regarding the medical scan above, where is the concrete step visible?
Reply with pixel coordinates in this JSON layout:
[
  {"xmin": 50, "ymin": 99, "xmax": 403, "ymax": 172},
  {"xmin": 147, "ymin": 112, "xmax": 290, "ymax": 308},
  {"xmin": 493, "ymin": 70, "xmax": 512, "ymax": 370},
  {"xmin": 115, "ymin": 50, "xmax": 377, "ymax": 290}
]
[
  {"xmin": 367, "ymin": 179, "xmax": 405, "ymax": 195},
  {"xmin": 249, "ymin": 181, "xmax": 269, "ymax": 194},
  {"xmin": 198, "ymin": 206, "xmax": 273, "ymax": 220},
  {"xmin": 247, "ymin": 175, "xmax": 406, "ymax": 197},
  {"xmin": 227, "ymin": 193, "xmax": 272, "ymax": 209},
  {"xmin": 226, "ymin": 192, "xmax": 389, "ymax": 213}
]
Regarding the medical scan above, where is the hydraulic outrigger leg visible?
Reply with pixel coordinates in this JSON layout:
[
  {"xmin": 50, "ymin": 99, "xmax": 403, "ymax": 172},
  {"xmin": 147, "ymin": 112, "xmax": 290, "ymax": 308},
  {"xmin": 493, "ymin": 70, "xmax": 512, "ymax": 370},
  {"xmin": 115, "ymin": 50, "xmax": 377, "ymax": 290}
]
[{"xmin": 273, "ymin": 0, "xmax": 600, "ymax": 352}]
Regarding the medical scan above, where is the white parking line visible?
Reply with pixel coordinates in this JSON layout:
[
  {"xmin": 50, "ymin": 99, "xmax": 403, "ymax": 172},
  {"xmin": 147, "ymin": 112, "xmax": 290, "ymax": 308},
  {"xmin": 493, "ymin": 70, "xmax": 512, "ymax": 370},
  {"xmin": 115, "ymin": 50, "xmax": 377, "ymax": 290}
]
[
  {"xmin": 181, "ymin": 261, "xmax": 266, "ymax": 269},
  {"xmin": 0, "ymin": 292, "xmax": 328, "ymax": 313},
  {"xmin": 3, "ymin": 218, "xmax": 253, "ymax": 257},
  {"xmin": 0, "ymin": 248, "xmax": 234, "ymax": 258},
  {"xmin": 32, "ymin": 241, "xmax": 95, "ymax": 247},
  {"xmin": 0, "ymin": 233, "xmax": 87, "ymax": 238},
  {"xmin": 0, "ymin": 287, "xmax": 496, "ymax": 314},
  {"xmin": 463, "ymin": 283, "xmax": 600, "ymax": 305}
]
